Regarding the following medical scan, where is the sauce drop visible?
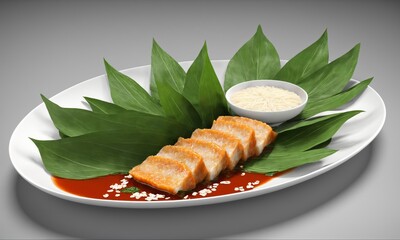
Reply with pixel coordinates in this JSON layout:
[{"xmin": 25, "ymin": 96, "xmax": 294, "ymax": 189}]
[{"xmin": 52, "ymin": 169, "xmax": 287, "ymax": 201}]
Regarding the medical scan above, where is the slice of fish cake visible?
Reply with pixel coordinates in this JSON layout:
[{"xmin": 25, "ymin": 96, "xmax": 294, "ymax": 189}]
[
  {"xmin": 129, "ymin": 156, "xmax": 196, "ymax": 194},
  {"xmin": 211, "ymin": 118, "xmax": 256, "ymax": 160},
  {"xmin": 191, "ymin": 129, "xmax": 243, "ymax": 170},
  {"xmin": 216, "ymin": 116, "xmax": 277, "ymax": 156},
  {"xmin": 175, "ymin": 138, "xmax": 227, "ymax": 181},
  {"xmin": 157, "ymin": 145, "xmax": 208, "ymax": 184}
]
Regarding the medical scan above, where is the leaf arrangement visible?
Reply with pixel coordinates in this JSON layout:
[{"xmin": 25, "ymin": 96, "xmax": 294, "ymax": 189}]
[{"xmin": 32, "ymin": 25, "xmax": 372, "ymax": 179}]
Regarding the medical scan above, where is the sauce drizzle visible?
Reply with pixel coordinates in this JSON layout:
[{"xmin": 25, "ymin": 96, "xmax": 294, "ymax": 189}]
[{"xmin": 52, "ymin": 169, "xmax": 286, "ymax": 201}]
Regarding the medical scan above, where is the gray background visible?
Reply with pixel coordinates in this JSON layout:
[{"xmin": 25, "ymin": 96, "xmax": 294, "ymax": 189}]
[{"xmin": 1, "ymin": 0, "xmax": 398, "ymax": 239}]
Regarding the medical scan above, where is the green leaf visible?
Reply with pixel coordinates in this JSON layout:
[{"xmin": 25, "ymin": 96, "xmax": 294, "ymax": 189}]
[
  {"xmin": 84, "ymin": 97, "xmax": 126, "ymax": 114},
  {"xmin": 183, "ymin": 43, "xmax": 229, "ymax": 127},
  {"xmin": 224, "ymin": 25, "xmax": 281, "ymax": 91},
  {"xmin": 310, "ymin": 138, "xmax": 332, "ymax": 150},
  {"xmin": 156, "ymin": 76, "xmax": 202, "ymax": 130},
  {"xmin": 275, "ymin": 111, "xmax": 361, "ymax": 133},
  {"xmin": 298, "ymin": 44, "xmax": 360, "ymax": 100},
  {"xmin": 274, "ymin": 111, "xmax": 362, "ymax": 152},
  {"xmin": 183, "ymin": 44, "xmax": 206, "ymax": 112},
  {"xmin": 244, "ymin": 148, "xmax": 336, "ymax": 174},
  {"xmin": 298, "ymin": 78, "xmax": 372, "ymax": 119},
  {"xmin": 31, "ymin": 130, "xmax": 177, "ymax": 179},
  {"xmin": 275, "ymin": 30, "xmax": 329, "ymax": 83},
  {"xmin": 104, "ymin": 59, "xmax": 163, "ymax": 115},
  {"xmin": 58, "ymin": 131, "xmax": 68, "ymax": 139},
  {"xmin": 150, "ymin": 39, "xmax": 186, "ymax": 100},
  {"xmin": 41, "ymin": 95, "xmax": 191, "ymax": 138}
]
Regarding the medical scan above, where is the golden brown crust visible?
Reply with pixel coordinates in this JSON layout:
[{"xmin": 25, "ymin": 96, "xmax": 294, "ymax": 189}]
[
  {"xmin": 157, "ymin": 145, "xmax": 208, "ymax": 184},
  {"xmin": 175, "ymin": 137, "xmax": 227, "ymax": 181},
  {"xmin": 212, "ymin": 118, "xmax": 256, "ymax": 160},
  {"xmin": 191, "ymin": 129, "xmax": 243, "ymax": 170},
  {"xmin": 217, "ymin": 116, "xmax": 276, "ymax": 156},
  {"xmin": 129, "ymin": 156, "xmax": 196, "ymax": 194}
]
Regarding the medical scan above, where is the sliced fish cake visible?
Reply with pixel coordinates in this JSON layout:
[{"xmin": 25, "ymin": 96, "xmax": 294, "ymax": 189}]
[
  {"xmin": 175, "ymin": 138, "xmax": 227, "ymax": 181},
  {"xmin": 216, "ymin": 116, "xmax": 277, "ymax": 156},
  {"xmin": 211, "ymin": 118, "xmax": 256, "ymax": 160},
  {"xmin": 157, "ymin": 145, "xmax": 208, "ymax": 184},
  {"xmin": 129, "ymin": 156, "xmax": 196, "ymax": 194},
  {"xmin": 191, "ymin": 129, "xmax": 243, "ymax": 170}
]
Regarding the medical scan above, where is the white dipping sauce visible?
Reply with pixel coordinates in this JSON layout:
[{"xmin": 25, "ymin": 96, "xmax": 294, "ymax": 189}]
[{"xmin": 230, "ymin": 86, "xmax": 302, "ymax": 112}]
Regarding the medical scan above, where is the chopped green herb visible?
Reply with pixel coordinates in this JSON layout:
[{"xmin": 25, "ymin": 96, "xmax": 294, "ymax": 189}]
[{"xmin": 121, "ymin": 186, "xmax": 140, "ymax": 194}]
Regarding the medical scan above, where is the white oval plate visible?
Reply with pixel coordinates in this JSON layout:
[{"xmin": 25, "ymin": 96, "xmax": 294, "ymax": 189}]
[{"xmin": 9, "ymin": 60, "xmax": 386, "ymax": 208}]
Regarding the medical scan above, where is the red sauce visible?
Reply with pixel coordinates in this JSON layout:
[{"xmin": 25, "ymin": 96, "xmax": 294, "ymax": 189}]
[{"xmin": 52, "ymin": 169, "xmax": 286, "ymax": 201}]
